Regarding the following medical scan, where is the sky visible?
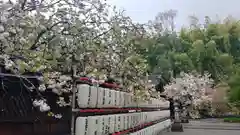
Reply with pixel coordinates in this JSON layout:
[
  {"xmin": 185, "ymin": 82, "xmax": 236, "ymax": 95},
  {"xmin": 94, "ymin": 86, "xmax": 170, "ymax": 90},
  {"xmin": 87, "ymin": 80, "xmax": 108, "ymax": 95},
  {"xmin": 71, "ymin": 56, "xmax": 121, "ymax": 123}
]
[{"xmin": 107, "ymin": 0, "xmax": 240, "ymax": 29}]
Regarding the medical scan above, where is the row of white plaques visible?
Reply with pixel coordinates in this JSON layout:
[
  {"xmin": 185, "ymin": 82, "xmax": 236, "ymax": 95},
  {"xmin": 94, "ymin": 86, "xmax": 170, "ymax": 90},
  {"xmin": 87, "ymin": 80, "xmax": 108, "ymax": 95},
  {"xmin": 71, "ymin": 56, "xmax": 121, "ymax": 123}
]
[
  {"xmin": 77, "ymin": 84, "xmax": 169, "ymax": 108},
  {"xmin": 75, "ymin": 110, "xmax": 170, "ymax": 135},
  {"xmin": 129, "ymin": 119, "xmax": 171, "ymax": 135}
]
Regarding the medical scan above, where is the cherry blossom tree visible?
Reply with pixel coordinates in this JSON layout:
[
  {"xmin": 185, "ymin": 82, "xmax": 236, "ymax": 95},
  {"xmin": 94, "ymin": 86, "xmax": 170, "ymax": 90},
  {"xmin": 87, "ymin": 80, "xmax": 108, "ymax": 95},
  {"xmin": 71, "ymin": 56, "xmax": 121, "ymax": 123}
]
[
  {"xmin": 163, "ymin": 71, "xmax": 214, "ymax": 118},
  {"xmin": 0, "ymin": 0, "xmax": 150, "ymax": 115},
  {"xmin": 164, "ymin": 72, "xmax": 214, "ymax": 101}
]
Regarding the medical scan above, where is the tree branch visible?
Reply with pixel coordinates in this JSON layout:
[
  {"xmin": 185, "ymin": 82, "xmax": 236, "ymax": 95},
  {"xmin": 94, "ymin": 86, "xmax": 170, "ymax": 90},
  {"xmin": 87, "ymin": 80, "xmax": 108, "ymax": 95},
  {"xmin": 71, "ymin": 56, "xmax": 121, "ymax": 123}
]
[
  {"xmin": 29, "ymin": 21, "xmax": 69, "ymax": 50},
  {"xmin": 8, "ymin": 0, "xmax": 13, "ymax": 4},
  {"xmin": 92, "ymin": 28, "xmax": 113, "ymax": 40},
  {"xmin": 21, "ymin": 0, "xmax": 27, "ymax": 10}
]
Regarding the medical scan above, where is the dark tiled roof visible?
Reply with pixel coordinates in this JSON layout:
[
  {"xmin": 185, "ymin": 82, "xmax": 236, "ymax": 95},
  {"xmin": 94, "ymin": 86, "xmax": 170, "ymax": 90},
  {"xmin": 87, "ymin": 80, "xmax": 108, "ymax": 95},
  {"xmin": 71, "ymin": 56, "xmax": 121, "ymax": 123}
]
[{"xmin": 0, "ymin": 70, "xmax": 71, "ymax": 122}]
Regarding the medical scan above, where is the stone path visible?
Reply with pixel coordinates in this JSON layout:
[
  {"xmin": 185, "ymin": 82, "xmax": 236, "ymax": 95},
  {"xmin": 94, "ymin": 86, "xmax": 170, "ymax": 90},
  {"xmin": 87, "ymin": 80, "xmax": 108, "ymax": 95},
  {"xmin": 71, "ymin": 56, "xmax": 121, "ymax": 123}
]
[
  {"xmin": 167, "ymin": 129, "xmax": 240, "ymax": 135},
  {"xmin": 166, "ymin": 119, "xmax": 240, "ymax": 135}
]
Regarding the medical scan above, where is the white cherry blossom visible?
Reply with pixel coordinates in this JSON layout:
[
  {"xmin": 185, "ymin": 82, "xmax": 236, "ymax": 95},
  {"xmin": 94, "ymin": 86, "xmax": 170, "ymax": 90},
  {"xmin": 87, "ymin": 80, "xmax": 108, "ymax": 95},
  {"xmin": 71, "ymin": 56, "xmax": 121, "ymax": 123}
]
[{"xmin": 164, "ymin": 72, "xmax": 214, "ymax": 105}]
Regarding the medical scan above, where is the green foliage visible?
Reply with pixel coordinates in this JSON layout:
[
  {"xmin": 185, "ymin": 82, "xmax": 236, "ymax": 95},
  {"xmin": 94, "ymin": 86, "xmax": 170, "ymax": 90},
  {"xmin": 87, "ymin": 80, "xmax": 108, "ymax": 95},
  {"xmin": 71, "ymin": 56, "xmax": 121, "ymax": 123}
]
[
  {"xmin": 228, "ymin": 74, "xmax": 240, "ymax": 105},
  {"xmin": 224, "ymin": 117, "xmax": 240, "ymax": 123},
  {"xmin": 143, "ymin": 12, "xmax": 240, "ymax": 104}
]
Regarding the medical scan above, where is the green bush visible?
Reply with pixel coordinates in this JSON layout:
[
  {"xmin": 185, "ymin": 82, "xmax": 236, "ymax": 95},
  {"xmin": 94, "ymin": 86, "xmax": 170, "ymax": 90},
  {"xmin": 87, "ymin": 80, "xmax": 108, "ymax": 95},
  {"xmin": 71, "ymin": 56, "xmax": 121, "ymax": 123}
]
[
  {"xmin": 223, "ymin": 117, "xmax": 240, "ymax": 123},
  {"xmin": 228, "ymin": 75, "xmax": 240, "ymax": 108}
]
